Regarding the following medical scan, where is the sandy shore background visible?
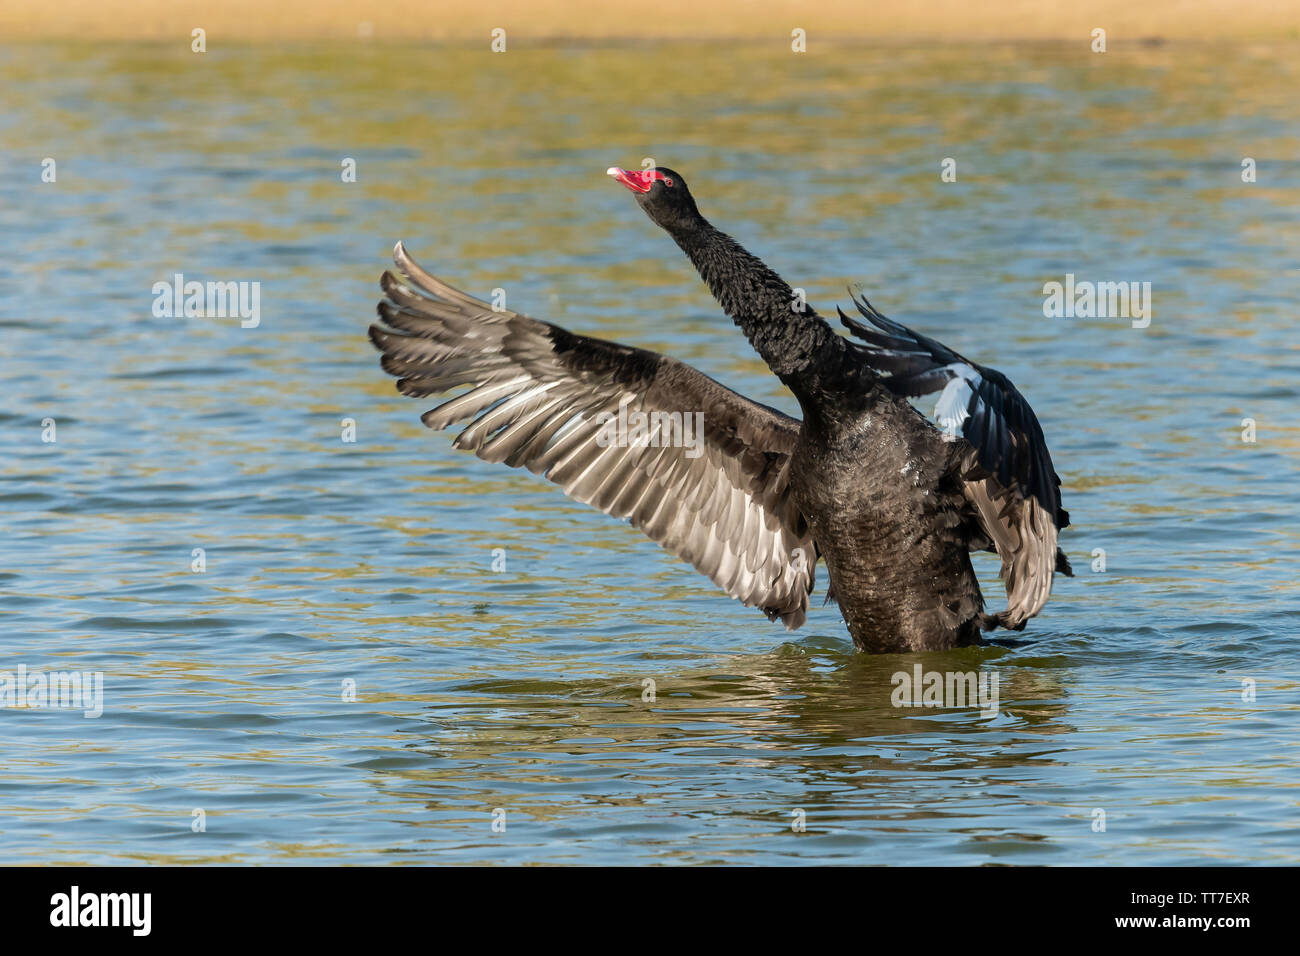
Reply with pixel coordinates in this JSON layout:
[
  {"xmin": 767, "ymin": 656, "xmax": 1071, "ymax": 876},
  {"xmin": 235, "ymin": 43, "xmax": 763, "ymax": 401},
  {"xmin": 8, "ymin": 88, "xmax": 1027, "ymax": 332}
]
[{"xmin": 3, "ymin": 0, "xmax": 1299, "ymax": 42}]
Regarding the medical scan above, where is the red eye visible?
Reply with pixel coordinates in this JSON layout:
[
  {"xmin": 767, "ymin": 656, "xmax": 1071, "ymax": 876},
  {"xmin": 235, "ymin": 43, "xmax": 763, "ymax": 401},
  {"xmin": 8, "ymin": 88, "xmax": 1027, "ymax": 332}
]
[{"xmin": 663, "ymin": 178, "xmax": 674, "ymax": 187}]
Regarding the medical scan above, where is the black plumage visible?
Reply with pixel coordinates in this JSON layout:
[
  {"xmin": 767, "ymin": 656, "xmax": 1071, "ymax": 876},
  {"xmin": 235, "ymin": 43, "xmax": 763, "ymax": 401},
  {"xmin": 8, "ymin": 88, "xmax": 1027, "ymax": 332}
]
[{"xmin": 367, "ymin": 167, "xmax": 1071, "ymax": 651}]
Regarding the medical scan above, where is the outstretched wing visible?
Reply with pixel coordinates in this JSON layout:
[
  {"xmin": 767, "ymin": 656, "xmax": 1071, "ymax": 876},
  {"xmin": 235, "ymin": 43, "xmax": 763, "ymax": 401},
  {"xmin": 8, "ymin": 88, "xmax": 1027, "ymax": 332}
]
[
  {"xmin": 839, "ymin": 291, "xmax": 1071, "ymax": 629},
  {"xmin": 371, "ymin": 242, "xmax": 818, "ymax": 627}
]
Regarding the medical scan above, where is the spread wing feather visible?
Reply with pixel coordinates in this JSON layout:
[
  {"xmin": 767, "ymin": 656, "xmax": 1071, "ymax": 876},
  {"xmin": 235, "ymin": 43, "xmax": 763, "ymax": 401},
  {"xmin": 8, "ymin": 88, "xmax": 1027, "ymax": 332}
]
[
  {"xmin": 370, "ymin": 243, "xmax": 818, "ymax": 627},
  {"xmin": 840, "ymin": 290, "xmax": 1071, "ymax": 629}
]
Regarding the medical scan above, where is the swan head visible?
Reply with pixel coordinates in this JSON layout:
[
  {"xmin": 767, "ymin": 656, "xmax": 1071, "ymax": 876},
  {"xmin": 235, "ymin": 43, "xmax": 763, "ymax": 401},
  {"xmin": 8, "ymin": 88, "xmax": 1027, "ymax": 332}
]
[{"xmin": 607, "ymin": 165, "xmax": 704, "ymax": 234}]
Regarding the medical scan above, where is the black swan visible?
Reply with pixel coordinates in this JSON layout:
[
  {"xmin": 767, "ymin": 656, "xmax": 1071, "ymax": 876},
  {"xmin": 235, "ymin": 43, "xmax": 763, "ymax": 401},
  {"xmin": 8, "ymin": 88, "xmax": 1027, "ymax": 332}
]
[{"xmin": 368, "ymin": 166, "xmax": 1070, "ymax": 652}]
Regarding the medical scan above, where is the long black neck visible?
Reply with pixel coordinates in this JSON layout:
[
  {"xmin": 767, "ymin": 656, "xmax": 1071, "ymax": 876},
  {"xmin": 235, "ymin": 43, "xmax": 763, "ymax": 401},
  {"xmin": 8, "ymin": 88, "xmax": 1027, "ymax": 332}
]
[{"xmin": 669, "ymin": 219, "xmax": 847, "ymax": 410}]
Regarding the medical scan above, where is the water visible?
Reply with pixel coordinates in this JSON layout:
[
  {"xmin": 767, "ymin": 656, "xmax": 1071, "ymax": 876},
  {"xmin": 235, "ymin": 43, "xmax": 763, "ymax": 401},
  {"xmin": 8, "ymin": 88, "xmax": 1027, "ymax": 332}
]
[{"xmin": 1, "ymin": 40, "xmax": 1298, "ymax": 865}]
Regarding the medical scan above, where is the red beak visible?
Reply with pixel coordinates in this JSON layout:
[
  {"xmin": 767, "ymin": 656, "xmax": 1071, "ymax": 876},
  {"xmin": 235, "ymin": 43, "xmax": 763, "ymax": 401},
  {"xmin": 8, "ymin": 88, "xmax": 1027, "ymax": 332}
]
[{"xmin": 607, "ymin": 166, "xmax": 653, "ymax": 193}]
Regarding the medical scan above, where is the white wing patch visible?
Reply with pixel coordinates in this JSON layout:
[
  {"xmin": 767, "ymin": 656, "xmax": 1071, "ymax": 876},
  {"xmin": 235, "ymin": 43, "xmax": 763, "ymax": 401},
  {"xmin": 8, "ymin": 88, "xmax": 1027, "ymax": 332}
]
[{"xmin": 933, "ymin": 363, "xmax": 982, "ymax": 440}]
